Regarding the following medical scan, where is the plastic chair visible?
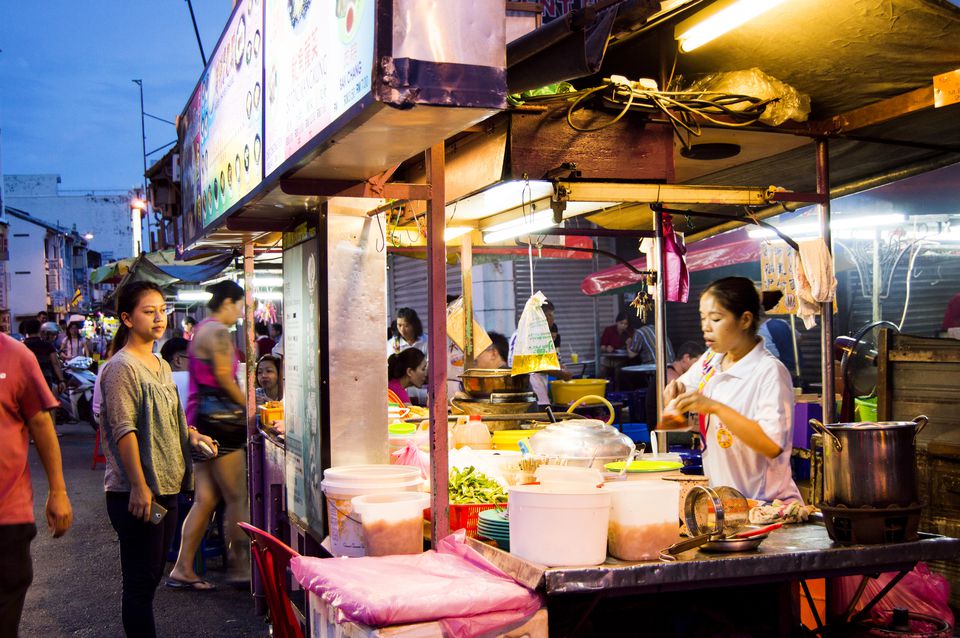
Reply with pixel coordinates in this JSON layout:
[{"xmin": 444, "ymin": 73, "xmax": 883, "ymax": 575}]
[
  {"xmin": 91, "ymin": 428, "xmax": 106, "ymax": 469},
  {"xmin": 238, "ymin": 522, "xmax": 304, "ymax": 638}
]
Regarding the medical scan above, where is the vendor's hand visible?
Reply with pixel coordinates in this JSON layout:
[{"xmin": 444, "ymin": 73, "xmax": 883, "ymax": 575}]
[
  {"xmin": 45, "ymin": 490, "xmax": 73, "ymax": 538},
  {"xmin": 673, "ymin": 390, "xmax": 719, "ymax": 416},
  {"xmin": 663, "ymin": 380, "xmax": 685, "ymax": 403},
  {"xmin": 129, "ymin": 483, "xmax": 153, "ymax": 523}
]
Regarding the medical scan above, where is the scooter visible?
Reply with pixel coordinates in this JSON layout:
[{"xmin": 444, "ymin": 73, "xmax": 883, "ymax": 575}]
[{"xmin": 58, "ymin": 356, "xmax": 97, "ymax": 426}]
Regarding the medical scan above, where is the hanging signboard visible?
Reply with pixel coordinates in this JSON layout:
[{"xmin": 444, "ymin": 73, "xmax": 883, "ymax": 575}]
[
  {"xmin": 179, "ymin": 0, "xmax": 265, "ymax": 248},
  {"xmin": 759, "ymin": 240, "xmax": 799, "ymax": 315},
  {"xmin": 263, "ymin": 0, "xmax": 376, "ymax": 176},
  {"xmin": 282, "ymin": 224, "xmax": 324, "ymax": 534}
]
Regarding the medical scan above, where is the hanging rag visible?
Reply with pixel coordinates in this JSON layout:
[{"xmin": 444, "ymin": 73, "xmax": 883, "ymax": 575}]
[
  {"xmin": 793, "ymin": 238, "xmax": 836, "ymax": 329},
  {"xmin": 662, "ymin": 214, "xmax": 689, "ymax": 303}
]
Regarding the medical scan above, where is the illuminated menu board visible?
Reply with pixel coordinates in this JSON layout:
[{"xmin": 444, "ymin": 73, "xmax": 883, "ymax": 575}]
[
  {"xmin": 180, "ymin": 0, "xmax": 264, "ymax": 239},
  {"xmin": 263, "ymin": 0, "xmax": 375, "ymax": 176}
]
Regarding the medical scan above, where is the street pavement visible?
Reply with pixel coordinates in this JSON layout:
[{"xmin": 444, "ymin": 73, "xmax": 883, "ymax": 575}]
[{"xmin": 21, "ymin": 422, "xmax": 270, "ymax": 637}]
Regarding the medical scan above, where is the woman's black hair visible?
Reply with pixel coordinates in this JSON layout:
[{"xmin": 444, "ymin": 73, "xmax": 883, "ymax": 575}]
[
  {"xmin": 701, "ymin": 277, "xmax": 762, "ymax": 336},
  {"xmin": 207, "ymin": 280, "xmax": 244, "ymax": 311},
  {"xmin": 387, "ymin": 348, "xmax": 426, "ymax": 380},
  {"xmin": 183, "ymin": 315, "xmax": 197, "ymax": 327},
  {"xmin": 615, "ymin": 310, "xmax": 628, "ymax": 323},
  {"xmin": 256, "ymin": 354, "xmax": 284, "ymax": 399},
  {"xmin": 395, "ymin": 307, "xmax": 423, "ymax": 339},
  {"xmin": 487, "ymin": 331, "xmax": 509, "ymax": 363},
  {"xmin": 111, "ymin": 281, "xmax": 165, "ymax": 356}
]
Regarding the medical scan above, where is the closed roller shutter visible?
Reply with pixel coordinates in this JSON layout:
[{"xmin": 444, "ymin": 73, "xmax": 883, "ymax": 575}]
[
  {"xmin": 387, "ymin": 254, "xmax": 462, "ymax": 334},
  {"xmin": 513, "ymin": 254, "xmax": 617, "ymax": 364}
]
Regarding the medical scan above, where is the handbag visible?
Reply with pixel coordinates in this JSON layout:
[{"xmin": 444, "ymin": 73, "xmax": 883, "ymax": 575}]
[{"xmin": 196, "ymin": 388, "xmax": 247, "ymax": 449}]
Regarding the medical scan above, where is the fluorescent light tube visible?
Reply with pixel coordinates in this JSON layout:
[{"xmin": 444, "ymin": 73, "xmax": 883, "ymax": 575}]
[
  {"xmin": 483, "ymin": 211, "xmax": 557, "ymax": 243},
  {"xmin": 676, "ymin": 0, "xmax": 788, "ymax": 53},
  {"xmin": 177, "ymin": 291, "xmax": 213, "ymax": 302}
]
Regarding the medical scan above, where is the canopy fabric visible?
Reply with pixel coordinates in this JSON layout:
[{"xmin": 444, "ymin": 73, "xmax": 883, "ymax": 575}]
[
  {"xmin": 94, "ymin": 250, "xmax": 234, "ymax": 288},
  {"xmin": 581, "ymin": 229, "xmax": 761, "ymax": 296}
]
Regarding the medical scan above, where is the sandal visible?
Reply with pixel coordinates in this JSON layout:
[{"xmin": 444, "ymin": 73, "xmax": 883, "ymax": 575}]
[{"xmin": 164, "ymin": 576, "xmax": 216, "ymax": 591}]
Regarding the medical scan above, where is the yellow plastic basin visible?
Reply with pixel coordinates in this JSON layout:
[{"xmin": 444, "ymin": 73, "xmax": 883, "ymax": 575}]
[{"xmin": 550, "ymin": 379, "xmax": 608, "ymax": 405}]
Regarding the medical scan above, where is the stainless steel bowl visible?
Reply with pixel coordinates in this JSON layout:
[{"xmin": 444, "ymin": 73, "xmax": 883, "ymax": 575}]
[{"xmin": 460, "ymin": 369, "xmax": 530, "ymax": 397}]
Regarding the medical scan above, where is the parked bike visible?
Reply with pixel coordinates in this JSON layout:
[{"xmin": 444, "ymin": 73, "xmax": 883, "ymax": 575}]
[{"xmin": 58, "ymin": 356, "xmax": 97, "ymax": 427}]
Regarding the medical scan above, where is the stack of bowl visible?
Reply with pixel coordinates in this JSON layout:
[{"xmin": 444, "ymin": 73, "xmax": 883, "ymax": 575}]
[{"xmin": 476, "ymin": 508, "xmax": 510, "ymax": 550}]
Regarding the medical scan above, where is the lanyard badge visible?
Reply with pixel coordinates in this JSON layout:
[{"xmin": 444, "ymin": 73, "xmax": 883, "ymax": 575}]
[{"xmin": 696, "ymin": 351, "xmax": 733, "ymax": 450}]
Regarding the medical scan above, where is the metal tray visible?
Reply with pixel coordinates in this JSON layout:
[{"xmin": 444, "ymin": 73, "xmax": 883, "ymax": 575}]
[{"xmin": 700, "ymin": 534, "xmax": 768, "ymax": 553}]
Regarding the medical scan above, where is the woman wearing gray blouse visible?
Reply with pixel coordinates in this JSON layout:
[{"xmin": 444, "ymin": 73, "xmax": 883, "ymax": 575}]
[{"xmin": 99, "ymin": 282, "xmax": 217, "ymax": 638}]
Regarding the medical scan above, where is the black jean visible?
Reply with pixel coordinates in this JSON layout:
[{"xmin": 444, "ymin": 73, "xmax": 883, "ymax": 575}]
[
  {"xmin": 0, "ymin": 523, "xmax": 37, "ymax": 638},
  {"xmin": 106, "ymin": 492, "xmax": 178, "ymax": 638}
]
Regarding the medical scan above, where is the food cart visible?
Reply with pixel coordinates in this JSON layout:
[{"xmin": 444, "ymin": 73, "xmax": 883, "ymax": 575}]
[{"xmin": 171, "ymin": 0, "xmax": 960, "ymax": 634}]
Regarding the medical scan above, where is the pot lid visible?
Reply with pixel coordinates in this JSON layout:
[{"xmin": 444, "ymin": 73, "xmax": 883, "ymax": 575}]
[
  {"xmin": 825, "ymin": 421, "xmax": 920, "ymax": 431},
  {"xmin": 527, "ymin": 419, "xmax": 634, "ymax": 459}
]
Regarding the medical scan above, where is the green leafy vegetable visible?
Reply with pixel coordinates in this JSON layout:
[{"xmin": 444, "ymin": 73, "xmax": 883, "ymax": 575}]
[{"xmin": 448, "ymin": 466, "xmax": 508, "ymax": 504}]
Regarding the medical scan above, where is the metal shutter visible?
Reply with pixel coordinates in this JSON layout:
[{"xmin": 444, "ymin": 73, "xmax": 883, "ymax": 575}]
[
  {"xmin": 387, "ymin": 254, "xmax": 462, "ymax": 333},
  {"xmin": 513, "ymin": 253, "xmax": 617, "ymax": 364}
]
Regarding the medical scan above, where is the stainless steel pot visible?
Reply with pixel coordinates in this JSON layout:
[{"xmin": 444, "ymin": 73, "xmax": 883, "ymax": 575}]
[
  {"xmin": 810, "ymin": 415, "xmax": 928, "ymax": 508},
  {"xmin": 459, "ymin": 369, "xmax": 529, "ymax": 397}
]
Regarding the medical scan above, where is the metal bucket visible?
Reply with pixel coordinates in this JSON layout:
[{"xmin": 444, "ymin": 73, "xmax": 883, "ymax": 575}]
[{"xmin": 810, "ymin": 416, "xmax": 927, "ymax": 508}]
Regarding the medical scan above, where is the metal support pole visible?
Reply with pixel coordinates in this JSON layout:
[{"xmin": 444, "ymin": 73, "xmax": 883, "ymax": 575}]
[
  {"xmin": 816, "ymin": 139, "xmax": 836, "ymax": 424},
  {"xmin": 871, "ymin": 230, "xmax": 881, "ymax": 322},
  {"xmin": 653, "ymin": 211, "xmax": 668, "ymax": 454},
  {"xmin": 461, "ymin": 233, "xmax": 474, "ymax": 367},
  {"xmin": 425, "ymin": 144, "xmax": 450, "ymax": 543},
  {"xmin": 133, "ymin": 79, "xmax": 151, "ymax": 250},
  {"xmin": 592, "ymin": 243, "xmax": 602, "ymax": 380},
  {"xmin": 244, "ymin": 240, "xmax": 257, "ymax": 436}
]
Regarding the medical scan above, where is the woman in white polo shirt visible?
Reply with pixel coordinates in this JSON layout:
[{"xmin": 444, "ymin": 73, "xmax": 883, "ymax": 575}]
[{"xmin": 662, "ymin": 277, "xmax": 801, "ymax": 503}]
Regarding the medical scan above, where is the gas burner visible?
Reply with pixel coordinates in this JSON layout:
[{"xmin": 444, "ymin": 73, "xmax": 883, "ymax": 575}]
[{"xmin": 820, "ymin": 503, "xmax": 921, "ymax": 545}]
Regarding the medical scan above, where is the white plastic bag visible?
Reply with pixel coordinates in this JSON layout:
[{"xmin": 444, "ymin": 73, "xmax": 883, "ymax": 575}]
[{"xmin": 511, "ymin": 291, "xmax": 560, "ymax": 376}]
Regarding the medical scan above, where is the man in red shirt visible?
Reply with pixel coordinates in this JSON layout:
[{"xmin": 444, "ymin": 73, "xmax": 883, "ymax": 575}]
[{"xmin": 0, "ymin": 332, "xmax": 73, "ymax": 638}]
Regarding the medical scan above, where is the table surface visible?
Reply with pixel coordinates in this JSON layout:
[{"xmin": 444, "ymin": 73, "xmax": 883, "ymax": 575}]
[
  {"xmin": 467, "ymin": 524, "xmax": 960, "ymax": 596},
  {"xmin": 620, "ymin": 364, "xmax": 657, "ymax": 373}
]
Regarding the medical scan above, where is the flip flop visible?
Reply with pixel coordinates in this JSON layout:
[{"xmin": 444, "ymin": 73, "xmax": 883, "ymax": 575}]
[{"xmin": 164, "ymin": 577, "xmax": 216, "ymax": 591}]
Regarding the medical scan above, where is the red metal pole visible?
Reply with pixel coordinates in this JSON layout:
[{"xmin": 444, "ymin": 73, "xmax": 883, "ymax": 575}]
[
  {"xmin": 816, "ymin": 139, "xmax": 836, "ymax": 424},
  {"xmin": 425, "ymin": 144, "xmax": 450, "ymax": 543}
]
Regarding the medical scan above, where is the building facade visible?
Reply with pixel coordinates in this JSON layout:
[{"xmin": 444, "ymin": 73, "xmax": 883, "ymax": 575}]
[
  {"xmin": 3, "ymin": 174, "xmax": 134, "ymax": 262},
  {"xmin": 6, "ymin": 206, "xmax": 95, "ymax": 327}
]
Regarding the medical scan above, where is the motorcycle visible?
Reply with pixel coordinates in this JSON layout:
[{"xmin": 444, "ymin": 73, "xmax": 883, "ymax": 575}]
[{"xmin": 58, "ymin": 356, "xmax": 97, "ymax": 427}]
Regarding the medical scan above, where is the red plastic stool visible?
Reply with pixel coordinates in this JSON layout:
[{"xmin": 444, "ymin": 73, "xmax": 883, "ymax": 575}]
[{"xmin": 91, "ymin": 428, "xmax": 106, "ymax": 469}]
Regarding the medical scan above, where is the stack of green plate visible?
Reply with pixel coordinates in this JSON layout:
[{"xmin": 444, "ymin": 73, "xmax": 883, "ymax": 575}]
[{"xmin": 477, "ymin": 508, "xmax": 510, "ymax": 551}]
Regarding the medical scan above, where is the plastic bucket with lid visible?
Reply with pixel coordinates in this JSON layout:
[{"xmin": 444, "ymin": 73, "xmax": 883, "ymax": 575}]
[
  {"xmin": 508, "ymin": 484, "xmax": 611, "ymax": 567},
  {"xmin": 604, "ymin": 480, "xmax": 680, "ymax": 561},
  {"xmin": 321, "ymin": 465, "xmax": 423, "ymax": 557},
  {"xmin": 351, "ymin": 492, "xmax": 430, "ymax": 556}
]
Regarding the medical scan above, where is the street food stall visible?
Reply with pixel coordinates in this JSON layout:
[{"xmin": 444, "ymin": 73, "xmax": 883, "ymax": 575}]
[{"xmin": 171, "ymin": 0, "xmax": 960, "ymax": 635}]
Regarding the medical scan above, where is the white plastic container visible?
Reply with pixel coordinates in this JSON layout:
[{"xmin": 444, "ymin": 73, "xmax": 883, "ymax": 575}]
[
  {"xmin": 604, "ymin": 480, "xmax": 681, "ymax": 561},
  {"xmin": 534, "ymin": 465, "xmax": 604, "ymax": 488},
  {"xmin": 508, "ymin": 484, "xmax": 611, "ymax": 567},
  {"xmin": 320, "ymin": 465, "xmax": 423, "ymax": 557},
  {"xmin": 351, "ymin": 492, "xmax": 430, "ymax": 556}
]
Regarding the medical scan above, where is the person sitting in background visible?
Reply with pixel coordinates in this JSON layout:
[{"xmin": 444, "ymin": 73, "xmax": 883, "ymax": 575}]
[
  {"xmin": 627, "ymin": 321, "xmax": 675, "ymax": 365},
  {"xmin": 758, "ymin": 317, "xmax": 799, "ymax": 384},
  {"xmin": 255, "ymin": 355, "xmax": 283, "ymax": 406},
  {"xmin": 476, "ymin": 332, "xmax": 509, "ymax": 369},
  {"xmin": 387, "ymin": 348, "xmax": 428, "ymax": 407},
  {"xmin": 667, "ymin": 341, "xmax": 706, "ymax": 384},
  {"xmin": 159, "ymin": 337, "xmax": 191, "ymax": 409},
  {"xmin": 600, "ymin": 311, "xmax": 634, "ymax": 353},
  {"xmin": 387, "ymin": 307, "xmax": 428, "ymax": 356},
  {"xmin": 181, "ymin": 316, "xmax": 197, "ymax": 341},
  {"xmin": 268, "ymin": 323, "xmax": 283, "ymax": 357},
  {"xmin": 254, "ymin": 322, "xmax": 275, "ymax": 358}
]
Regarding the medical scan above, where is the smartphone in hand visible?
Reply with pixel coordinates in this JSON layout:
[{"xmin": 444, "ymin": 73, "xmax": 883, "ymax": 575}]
[{"xmin": 149, "ymin": 501, "xmax": 168, "ymax": 525}]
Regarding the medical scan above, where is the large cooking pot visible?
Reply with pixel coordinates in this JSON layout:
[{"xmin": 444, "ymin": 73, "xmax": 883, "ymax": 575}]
[
  {"xmin": 460, "ymin": 369, "xmax": 529, "ymax": 397},
  {"xmin": 810, "ymin": 416, "xmax": 927, "ymax": 508}
]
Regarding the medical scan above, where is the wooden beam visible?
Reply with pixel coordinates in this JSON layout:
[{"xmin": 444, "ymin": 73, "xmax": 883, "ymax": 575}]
[
  {"xmin": 808, "ymin": 86, "xmax": 934, "ymax": 136},
  {"xmin": 280, "ymin": 178, "xmax": 431, "ymax": 200}
]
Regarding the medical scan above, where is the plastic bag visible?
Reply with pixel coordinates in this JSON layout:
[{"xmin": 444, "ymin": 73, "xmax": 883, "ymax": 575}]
[
  {"xmin": 291, "ymin": 530, "xmax": 542, "ymax": 637},
  {"xmin": 832, "ymin": 563, "xmax": 953, "ymax": 628},
  {"xmin": 511, "ymin": 291, "xmax": 560, "ymax": 375},
  {"xmin": 687, "ymin": 67, "xmax": 811, "ymax": 125},
  {"xmin": 446, "ymin": 296, "xmax": 492, "ymax": 357},
  {"xmin": 391, "ymin": 440, "xmax": 431, "ymax": 482}
]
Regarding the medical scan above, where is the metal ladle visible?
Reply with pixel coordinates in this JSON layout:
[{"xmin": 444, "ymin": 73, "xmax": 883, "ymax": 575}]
[{"xmin": 659, "ymin": 485, "xmax": 754, "ymax": 561}]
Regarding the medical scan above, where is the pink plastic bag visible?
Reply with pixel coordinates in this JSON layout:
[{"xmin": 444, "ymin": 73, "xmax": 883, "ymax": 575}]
[
  {"xmin": 833, "ymin": 563, "xmax": 953, "ymax": 628},
  {"xmin": 662, "ymin": 214, "xmax": 689, "ymax": 303},
  {"xmin": 391, "ymin": 441, "xmax": 430, "ymax": 481},
  {"xmin": 291, "ymin": 531, "xmax": 542, "ymax": 637}
]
